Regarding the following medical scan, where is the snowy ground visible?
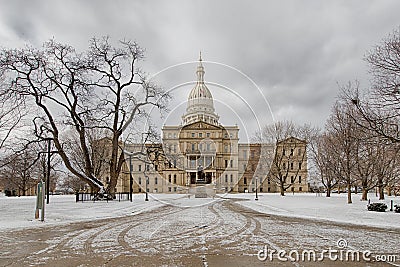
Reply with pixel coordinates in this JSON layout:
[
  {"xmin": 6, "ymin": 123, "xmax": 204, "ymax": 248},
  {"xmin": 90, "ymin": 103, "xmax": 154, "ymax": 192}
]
[
  {"xmin": 0, "ymin": 192, "xmax": 399, "ymax": 231},
  {"xmin": 226, "ymin": 192, "xmax": 400, "ymax": 230},
  {"xmin": 0, "ymin": 192, "xmax": 399, "ymax": 266}
]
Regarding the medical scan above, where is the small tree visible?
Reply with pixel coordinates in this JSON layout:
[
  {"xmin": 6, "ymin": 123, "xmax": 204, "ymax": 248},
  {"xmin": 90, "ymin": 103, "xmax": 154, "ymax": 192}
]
[{"xmin": 309, "ymin": 132, "xmax": 339, "ymax": 197}]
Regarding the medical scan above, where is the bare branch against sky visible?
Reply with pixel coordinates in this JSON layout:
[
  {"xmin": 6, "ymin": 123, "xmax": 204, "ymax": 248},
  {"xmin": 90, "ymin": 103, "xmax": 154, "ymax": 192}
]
[{"xmin": 0, "ymin": 0, "xmax": 399, "ymax": 139}]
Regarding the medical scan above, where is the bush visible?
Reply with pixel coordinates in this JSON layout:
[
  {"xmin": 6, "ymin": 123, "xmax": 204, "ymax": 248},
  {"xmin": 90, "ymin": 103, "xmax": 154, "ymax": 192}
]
[
  {"xmin": 394, "ymin": 205, "xmax": 400, "ymax": 213},
  {"xmin": 367, "ymin": 203, "xmax": 387, "ymax": 212}
]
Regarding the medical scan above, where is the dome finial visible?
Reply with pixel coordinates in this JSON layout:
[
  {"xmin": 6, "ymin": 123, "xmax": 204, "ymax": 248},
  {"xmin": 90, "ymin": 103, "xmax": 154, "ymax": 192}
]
[{"xmin": 196, "ymin": 52, "xmax": 205, "ymax": 82}]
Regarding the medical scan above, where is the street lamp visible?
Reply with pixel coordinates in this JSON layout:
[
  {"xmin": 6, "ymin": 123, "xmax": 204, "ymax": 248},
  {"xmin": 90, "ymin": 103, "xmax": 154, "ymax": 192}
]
[
  {"xmin": 129, "ymin": 155, "xmax": 133, "ymax": 202},
  {"xmin": 145, "ymin": 175, "xmax": 149, "ymax": 201},
  {"xmin": 41, "ymin": 138, "xmax": 57, "ymax": 204},
  {"xmin": 255, "ymin": 176, "xmax": 259, "ymax": 201}
]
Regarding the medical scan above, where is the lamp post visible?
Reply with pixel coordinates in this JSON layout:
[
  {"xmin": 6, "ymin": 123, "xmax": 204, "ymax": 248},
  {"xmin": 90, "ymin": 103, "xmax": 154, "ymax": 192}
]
[
  {"xmin": 129, "ymin": 155, "xmax": 133, "ymax": 202},
  {"xmin": 42, "ymin": 138, "xmax": 57, "ymax": 204},
  {"xmin": 255, "ymin": 176, "xmax": 259, "ymax": 201},
  {"xmin": 145, "ymin": 175, "xmax": 149, "ymax": 201}
]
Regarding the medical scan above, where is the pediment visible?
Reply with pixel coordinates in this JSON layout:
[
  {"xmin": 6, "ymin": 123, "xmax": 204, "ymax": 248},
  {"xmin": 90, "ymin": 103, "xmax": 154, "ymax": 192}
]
[{"xmin": 182, "ymin": 121, "xmax": 222, "ymax": 130}]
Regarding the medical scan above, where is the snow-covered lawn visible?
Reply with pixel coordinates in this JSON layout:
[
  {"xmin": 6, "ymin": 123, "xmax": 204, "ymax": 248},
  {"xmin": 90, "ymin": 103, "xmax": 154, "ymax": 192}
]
[
  {"xmin": 0, "ymin": 193, "xmax": 187, "ymax": 230},
  {"xmin": 228, "ymin": 192, "xmax": 400, "ymax": 229},
  {"xmin": 1, "ymin": 192, "xmax": 399, "ymax": 231}
]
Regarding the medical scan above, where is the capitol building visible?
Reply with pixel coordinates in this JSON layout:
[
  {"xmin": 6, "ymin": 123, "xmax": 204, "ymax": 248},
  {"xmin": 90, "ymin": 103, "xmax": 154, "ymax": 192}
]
[{"xmin": 111, "ymin": 56, "xmax": 308, "ymax": 195}]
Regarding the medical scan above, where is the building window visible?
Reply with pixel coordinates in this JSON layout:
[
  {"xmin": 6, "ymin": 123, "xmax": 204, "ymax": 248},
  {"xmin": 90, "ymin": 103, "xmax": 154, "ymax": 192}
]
[
  {"xmin": 206, "ymin": 132, "xmax": 210, "ymax": 138},
  {"xmin": 138, "ymin": 165, "xmax": 142, "ymax": 172},
  {"xmin": 192, "ymin": 143, "xmax": 195, "ymax": 150},
  {"xmin": 290, "ymin": 162, "xmax": 294, "ymax": 170},
  {"xmin": 230, "ymin": 160, "xmax": 233, "ymax": 168},
  {"xmin": 268, "ymin": 187, "xmax": 271, "ymax": 192},
  {"xmin": 225, "ymin": 160, "xmax": 228, "ymax": 168},
  {"xmin": 225, "ymin": 175, "xmax": 228, "ymax": 183},
  {"xmin": 291, "ymin": 187, "xmax": 294, "ymax": 192},
  {"xmin": 168, "ymin": 187, "xmax": 172, "ymax": 192},
  {"xmin": 291, "ymin": 176, "xmax": 294, "ymax": 183},
  {"xmin": 173, "ymin": 174, "xmax": 177, "ymax": 184},
  {"xmin": 138, "ymin": 177, "xmax": 142, "ymax": 184},
  {"xmin": 199, "ymin": 143, "xmax": 203, "ymax": 151},
  {"xmin": 299, "ymin": 162, "xmax": 302, "ymax": 170},
  {"xmin": 174, "ymin": 187, "xmax": 177, "ymax": 192},
  {"xmin": 155, "ymin": 177, "xmax": 158, "ymax": 185},
  {"xmin": 138, "ymin": 188, "xmax": 142, "ymax": 193},
  {"xmin": 260, "ymin": 187, "xmax": 263, "ymax": 192},
  {"xmin": 299, "ymin": 187, "xmax": 303, "ymax": 191},
  {"xmin": 224, "ymin": 145, "xmax": 228, "ymax": 152},
  {"xmin": 244, "ymin": 177, "xmax": 247, "ymax": 185},
  {"xmin": 298, "ymin": 148, "xmax": 302, "ymax": 156},
  {"xmin": 146, "ymin": 165, "xmax": 150, "ymax": 171},
  {"xmin": 155, "ymin": 165, "xmax": 158, "ymax": 171},
  {"xmin": 199, "ymin": 133, "xmax": 202, "ymax": 138},
  {"xmin": 290, "ymin": 149, "xmax": 294, "ymax": 156},
  {"xmin": 283, "ymin": 149, "xmax": 286, "ymax": 156},
  {"xmin": 299, "ymin": 176, "xmax": 302, "ymax": 183},
  {"xmin": 206, "ymin": 143, "xmax": 210, "ymax": 151},
  {"xmin": 168, "ymin": 175, "xmax": 171, "ymax": 183},
  {"xmin": 230, "ymin": 174, "xmax": 233, "ymax": 183},
  {"xmin": 192, "ymin": 133, "xmax": 195, "ymax": 137}
]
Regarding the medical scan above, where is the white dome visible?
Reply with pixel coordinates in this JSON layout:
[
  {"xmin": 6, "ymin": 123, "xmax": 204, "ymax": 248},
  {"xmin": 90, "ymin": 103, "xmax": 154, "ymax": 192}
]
[{"xmin": 182, "ymin": 55, "xmax": 219, "ymax": 126}]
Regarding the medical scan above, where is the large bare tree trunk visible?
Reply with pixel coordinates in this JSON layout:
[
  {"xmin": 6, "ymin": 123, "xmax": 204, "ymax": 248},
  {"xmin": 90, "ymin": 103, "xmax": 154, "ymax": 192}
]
[
  {"xmin": 347, "ymin": 183, "xmax": 352, "ymax": 204},
  {"xmin": 361, "ymin": 188, "xmax": 368, "ymax": 201},
  {"xmin": 378, "ymin": 178, "xmax": 385, "ymax": 200},
  {"xmin": 326, "ymin": 187, "xmax": 331, "ymax": 197}
]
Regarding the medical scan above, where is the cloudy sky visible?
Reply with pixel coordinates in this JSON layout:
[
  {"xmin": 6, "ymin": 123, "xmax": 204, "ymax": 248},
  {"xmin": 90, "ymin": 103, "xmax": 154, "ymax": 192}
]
[{"xmin": 1, "ymin": 0, "xmax": 399, "ymax": 141}]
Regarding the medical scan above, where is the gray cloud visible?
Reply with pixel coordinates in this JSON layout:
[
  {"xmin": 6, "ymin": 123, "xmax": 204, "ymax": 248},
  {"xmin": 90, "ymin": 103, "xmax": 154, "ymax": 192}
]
[{"xmin": 0, "ymin": 0, "xmax": 399, "ymax": 139}]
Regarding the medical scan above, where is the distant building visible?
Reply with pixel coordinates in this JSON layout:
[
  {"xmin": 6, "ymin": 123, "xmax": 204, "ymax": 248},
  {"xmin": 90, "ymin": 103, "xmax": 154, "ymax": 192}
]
[{"xmin": 105, "ymin": 56, "xmax": 308, "ymax": 194}]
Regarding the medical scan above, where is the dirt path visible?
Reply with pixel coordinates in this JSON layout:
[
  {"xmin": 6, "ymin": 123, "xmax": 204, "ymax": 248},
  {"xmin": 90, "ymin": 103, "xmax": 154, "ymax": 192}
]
[{"xmin": 0, "ymin": 198, "xmax": 399, "ymax": 267}]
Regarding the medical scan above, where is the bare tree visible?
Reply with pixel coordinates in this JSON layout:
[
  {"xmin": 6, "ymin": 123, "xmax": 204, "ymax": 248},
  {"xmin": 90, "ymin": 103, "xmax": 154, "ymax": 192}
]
[
  {"xmin": 84, "ymin": 37, "xmax": 170, "ymax": 195},
  {"xmin": 348, "ymin": 28, "xmax": 400, "ymax": 143},
  {"xmin": 0, "ymin": 37, "xmax": 170, "ymax": 195},
  {"xmin": 308, "ymin": 132, "xmax": 340, "ymax": 197},
  {"xmin": 373, "ymin": 141, "xmax": 400, "ymax": 199},
  {"xmin": 259, "ymin": 121, "xmax": 309, "ymax": 196},
  {"xmin": 325, "ymin": 101, "xmax": 359, "ymax": 204},
  {"xmin": 0, "ymin": 91, "xmax": 27, "ymax": 152},
  {"xmin": 0, "ymin": 146, "xmax": 39, "ymax": 196}
]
